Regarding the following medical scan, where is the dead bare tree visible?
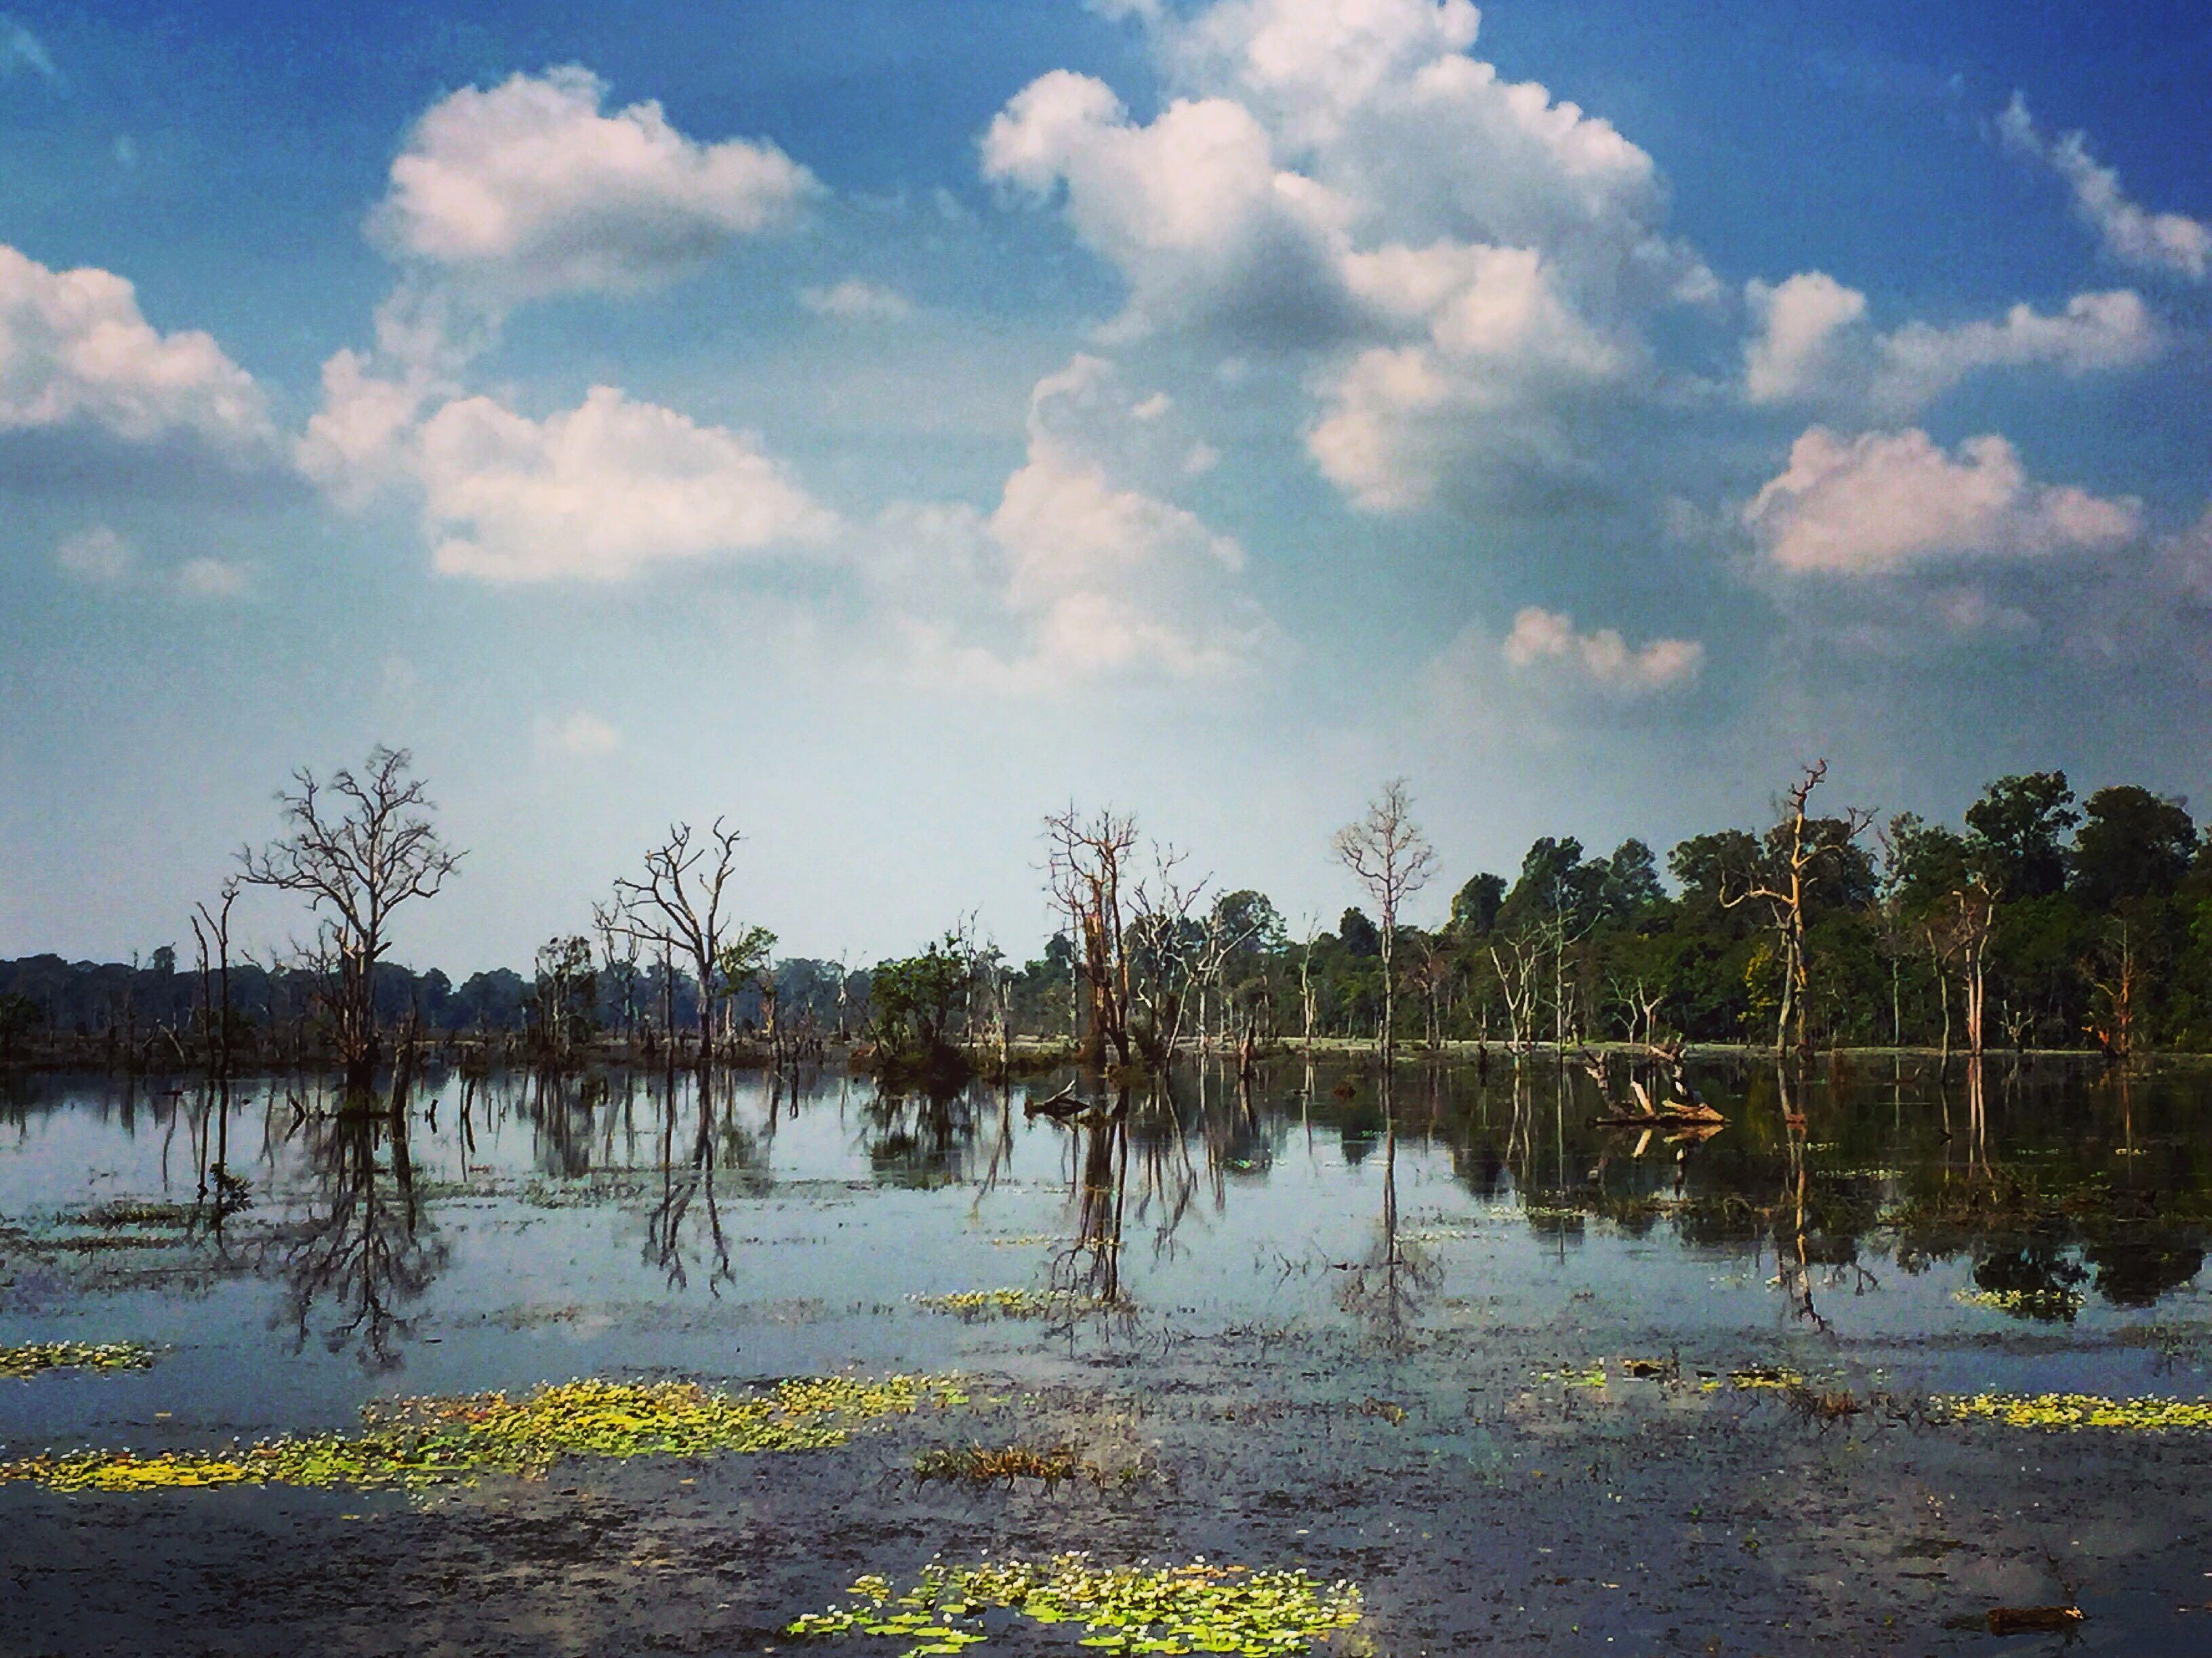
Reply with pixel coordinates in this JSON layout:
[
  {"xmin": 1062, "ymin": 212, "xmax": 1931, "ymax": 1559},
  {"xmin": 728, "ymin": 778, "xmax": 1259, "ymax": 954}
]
[
  {"xmin": 1126, "ymin": 842, "xmax": 1209, "ymax": 1063},
  {"xmin": 1944, "ymin": 879, "xmax": 1998, "ymax": 1057},
  {"xmin": 590, "ymin": 898, "xmax": 642, "ymax": 1049},
  {"xmin": 609, "ymin": 820, "xmax": 756, "ymax": 1063},
  {"xmin": 1045, "ymin": 806, "xmax": 1139, "ymax": 1069},
  {"xmin": 239, "ymin": 747, "xmax": 462, "ymax": 1085},
  {"xmin": 1719, "ymin": 760, "xmax": 1873, "ymax": 1057},
  {"xmin": 2085, "ymin": 917, "xmax": 2139, "ymax": 1062},
  {"xmin": 188, "ymin": 878, "xmax": 241, "ymax": 1079},
  {"xmin": 1488, "ymin": 929, "xmax": 1544, "ymax": 1056},
  {"xmin": 1296, "ymin": 914, "xmax": 1321, "ymax": 1054},
  {"xmin": 1333, "ymin": 779, "xmax": 1437, "ymax": 1065}
]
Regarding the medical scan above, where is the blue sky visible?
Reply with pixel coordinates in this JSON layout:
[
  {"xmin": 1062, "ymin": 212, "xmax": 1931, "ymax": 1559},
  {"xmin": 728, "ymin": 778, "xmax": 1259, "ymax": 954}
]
[{"xmin": 3, "ymin": 0, "xmax": 2209, "ymax": 972}]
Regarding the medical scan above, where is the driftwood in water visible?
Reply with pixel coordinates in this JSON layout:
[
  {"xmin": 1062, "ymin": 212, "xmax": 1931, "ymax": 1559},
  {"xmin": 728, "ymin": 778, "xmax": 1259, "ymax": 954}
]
[
  {"xmin": 1578, "ymin": 1045, "xmax": 1727, "ymax": 1130},
  {"xmin": 1024, "ymin": 1085, "xmax": 1087, "ymax": 1121},
  {"xmin": 1985, "ymin": 1607, "xmax": 2082, "ymax": 1636}
]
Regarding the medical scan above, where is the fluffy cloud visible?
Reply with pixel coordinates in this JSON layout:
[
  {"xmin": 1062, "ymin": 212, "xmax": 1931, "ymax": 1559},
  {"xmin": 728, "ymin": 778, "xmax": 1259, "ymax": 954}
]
[
  {"xmin": 1746, "ymin": 427, "xmax": 2141, "ymax": 576},
  {"xmin": 1743, "ymin": 272, "xmax": 1866, "ymax": 404},
  {"xmin": 534, "ymin": 709, "xmax": 621, "ymax": 756},
  {"xmin": 987, "ymin": 0, "xmax": 1689, "ymax": 510},
  {"xmin": 295, "ymin": 347, "xmax": 436, "ymax": 507},
  {"xmin": 798, "ymin": 278, "xmax": 914, "ymax": 321},
  {"xmin": 0, "ymin": 244, "xmax": 271, "ymax": 451},
  {"xmin": 874, "ymin": 355, "xmax": 1270, "ymax": 688},
  {"xmin": 373, "ymin": 66, "xmax": 816, "ymax": 296},
  {"xmin": 1309, "ymin": 240, "xmax": 1629, "ymax": 509},
  {"xmin": 174, "ymin": 557, "xmax": 249, "ymax": 600},
  {"xmin": 1743, "ymin": 272, "xmax": 2161, "ymax": 413},
  {"xmin": 1999, "ymin": 92, "xmax": 2210, "ymax": 282},
  {"xmin": 1875, "ymin": 289, "xmax": 2161, "ymax": 410},
  {"xmin": 54, "ymin": 525, "xmax": 136, "ymax": 586},
  {"xmin": 983, "ymin": 71, "xmax": 1357, "ymax": 344},
  {"xmin": 416, "ymin": 385, "xmax": 838, "ymax": 583},
  {"xmin": 1500, "ymin": 605, "xmax": 1703, "ymax": 692},
  {"xmin": 52, "ymin": 524, "xmax": 251, "ymax": 600},
  {"xmin": 295, "ymin": 285, "xmax": 499, "ymax": 505}
]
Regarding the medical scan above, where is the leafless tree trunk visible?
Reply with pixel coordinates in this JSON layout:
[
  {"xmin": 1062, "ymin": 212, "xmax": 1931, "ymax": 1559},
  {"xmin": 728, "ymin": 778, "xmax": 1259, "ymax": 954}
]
[
  {"xmin": 592, "ymin": 899, "xmax": 642, "ymax": 1049},
  {"xmin": 1489, "ymin": 930, "xmax": 1543, "ymax": 1056},
  {"xmin": 239, "ymin": 746, "xmax": 463, "ymax": 1086},
  {"xmin": 1334, "ymin": 779, "xmax": 1437, "ymax": 1067},
  {"xmin": 1045, "ymin": 806, "xmax": 1139, "ymax": 1069},
  {"xmin": 190, "ymin": 879, "xmax": 241, "ymax": 1079},
  {"xmin": 1720, "ymin": 760, "xmax": 1872, "ymax": 1058},
  {"xmin": 1297, "ymin": 915, "xmax": 1319, "ymax": 1055},
  {"xmin": 1948, "ymin": 881, "xmax": 1996, "ymax": 1057},
  {"xmin": 609, "ymin": 820, "xmax": 752, "ymax": 1064}
]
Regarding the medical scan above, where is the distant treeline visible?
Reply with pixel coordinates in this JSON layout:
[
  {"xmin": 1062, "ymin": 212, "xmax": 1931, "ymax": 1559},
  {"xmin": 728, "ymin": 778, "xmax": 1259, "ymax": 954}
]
[
  {"xmin": 0, "ymin": 953, "xmax": 859, "ymax": 1064},
  {"xmin": 5, "ymin": 768, "xmax": 2209, "ymax": 1066}
]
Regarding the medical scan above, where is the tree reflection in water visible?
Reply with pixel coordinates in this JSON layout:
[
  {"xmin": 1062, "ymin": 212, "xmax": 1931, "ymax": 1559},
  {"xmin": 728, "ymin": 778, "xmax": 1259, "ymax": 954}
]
[
  {"xmin": 1335, "ymin": 1068, "xmax": 1436, "ymax": 1342},
  {"xmin": 645, "ymin": 1065, "xmax": 761, "ymax": 1293},
  {"xmin": 275, "ymin": 1079, "xmax": 447, "ymax": 1371},
  {"xmin": 862, "ymin": 1081, "xmax": 977, "ymax": 1186},
  {"xmin": 1057, "ymin": 1091, "xmax": 1131, "ymax": 1307}
]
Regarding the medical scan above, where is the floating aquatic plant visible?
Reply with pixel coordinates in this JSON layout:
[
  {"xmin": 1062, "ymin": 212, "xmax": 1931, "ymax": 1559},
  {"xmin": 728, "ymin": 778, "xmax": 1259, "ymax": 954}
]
[
  {"xmin": 911, "ymin": 1289, "xmax": 1097, "ymax": 1321},
  {"xmin": 1935, "ymin": 1391, "xmax": 2212, "ymax": 1431},
  {"xmin": 73, "ymin": 1201, "xmax": 197, "ymax": 1228},
  {"xmin": 0, "ymin": 1341, "xmax": 158, "ymax": 1379},
  {"xmin": 0, "ymin": 1371, "xmax": 965, "ymax": 1493},
  {"xmin": 1952, "ymin": 1287, "xmax": 2085, "ymax": 1318},
  {"xmin": 1540, "ymin": 1363, "xmax": 1610, "ymax": 1389},
  {"xmin": 787, "ymin": 1554, "xmax": 1363, "ymax": 1657},
  {"xmin": 1704, "ymin": 1365, "xmax": 1805, "ymax": 1392}
]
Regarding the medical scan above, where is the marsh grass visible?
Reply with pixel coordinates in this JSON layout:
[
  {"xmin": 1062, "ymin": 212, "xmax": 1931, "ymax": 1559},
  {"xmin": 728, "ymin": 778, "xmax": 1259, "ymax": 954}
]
[{"xmin": 912, "ymin": 1442, "xmax": 1154, "ymax": 1491}]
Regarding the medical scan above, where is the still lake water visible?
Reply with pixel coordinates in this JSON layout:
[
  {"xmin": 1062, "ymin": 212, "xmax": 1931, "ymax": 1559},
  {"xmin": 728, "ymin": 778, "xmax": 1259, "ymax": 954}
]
[{"xmin": 5, "ymin": 1054, "xmax": 2212, "ymax": 1654}]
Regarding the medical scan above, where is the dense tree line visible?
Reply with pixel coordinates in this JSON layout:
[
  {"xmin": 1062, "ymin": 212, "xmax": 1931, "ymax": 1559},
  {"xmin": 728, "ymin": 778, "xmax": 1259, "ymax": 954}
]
[
  {"xmin": 987, "ymin": 768, "xmax": 2212, "ymax": 1060},
  {"xmin": 6, "ymin": 763, "xmax": 2207, "ymax": 1069}
]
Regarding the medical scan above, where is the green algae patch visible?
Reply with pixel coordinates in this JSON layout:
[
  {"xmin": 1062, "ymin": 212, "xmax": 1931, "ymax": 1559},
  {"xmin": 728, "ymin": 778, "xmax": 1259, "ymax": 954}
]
[
  {"xmin": 1936, "ymin": 1391, "xmax": 2212, "ymax": 1431},
  {"xmin": 1952, "ymin": 1287, "xmax": 2085, "ymax": 1319},
  {"xmin": 788, "ymin": 1554, "xmax": 1364, "ymax": 1657},
  {"xmin": 1702, "ymin": 1365, "xmax": 1805, "ymax": 1393},
  {"xmin": 1540, "ymin": 1363, "xmax": 1610, "ymax": 1389},
  {"xmin": 911, "ymin": 1289, "xmax": 1099, "ymax": 1321},
  {"xmin": 0, "ymin": 1342, "xmax": 158, "ymax": 1379},
  {"xmin": 0, "ymin": 1372, "xmax": 966, "ymax": 1493}
]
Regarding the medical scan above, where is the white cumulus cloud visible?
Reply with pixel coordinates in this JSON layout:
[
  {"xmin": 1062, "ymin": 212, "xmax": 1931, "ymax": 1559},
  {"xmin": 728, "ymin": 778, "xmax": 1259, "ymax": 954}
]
[
  {"xmin": 174, "ymin": 557, "xmax": 249, "ymax": 600},
  {"xmin": 54, "ymin": 525, "xmax": 137, "ymax": 586},
  {"xmin": 1746, "ymin": 426, "xmax": 2142, "ymax": 576},
  {"xmin": 1500, "ymin": 605, "xmax": 1703, "ymax": 692},
  {"xmin": 0, "ymin": 244, "xmax": 271, "ymax": 451},
  {"xmin": 1999, "ymin": 92, "xmax": 2210, "ymax": 282},
  {"xmin": 535, "ymin": 709, "xmax": 621, "ymax": 756},
  {"xmin": 986, "ymin": 0, "xmax": 1690, "ymax": 510},
  {"xmin": 1873, "ymin": 289, "xmax": 2162, "ymax": 411},
  {"xmin": 1743, "ymin": 272, "xmax": 1867, "ymax": 405},
  {"xmin": 372, "ymin": 66, "xmax": 816, "ymax": 297},
  {"xmin": 798, "ymin": 278, "xmax": 914, "ymax": 321},
  {"xmin": 417, "ymin": 384, "xmax": 838, "ymax": 583},
  {"xmin": 1743, "ymin": 270, "xmax": 2163, "ymax": 413},
  {"xmin": 872, "ymin": 355, "xmax": 1271, "ymax": 688}
]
